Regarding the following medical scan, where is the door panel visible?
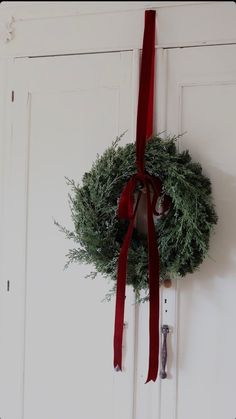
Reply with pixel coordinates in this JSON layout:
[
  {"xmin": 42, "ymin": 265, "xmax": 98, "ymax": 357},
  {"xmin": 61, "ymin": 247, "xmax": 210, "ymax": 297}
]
[
  {"xmin": 7, "ymin": 52, "xmax": 135, "ymax": 419},
  {"xmin": 165, "ymin": 45, "xmax": 236, "ymax": 419}
]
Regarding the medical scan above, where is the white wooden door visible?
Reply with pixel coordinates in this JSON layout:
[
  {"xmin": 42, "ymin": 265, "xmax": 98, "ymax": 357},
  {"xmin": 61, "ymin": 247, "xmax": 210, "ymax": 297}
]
[
  {"xmin": 160, "ymin": 44, "xmax": 236, "ymax": 419},
  {"xmin": 3, "ymin": 32, "xmax": 236, "ymax": 419},
  {"xmin": 3, "ymin": 52, "xmax": 136, "ymax": 419}
]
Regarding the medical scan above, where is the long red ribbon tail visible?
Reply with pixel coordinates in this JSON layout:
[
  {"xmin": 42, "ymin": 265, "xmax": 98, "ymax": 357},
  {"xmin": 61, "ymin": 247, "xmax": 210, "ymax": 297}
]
[
  {"xmin": 145, "ymin": 183, "xmax": 160, "ymax": 383},
  {"xmin": 114, "ymin": 191, "xmax": 142, "ymax": 370},
  {"xmin": 136, "ymin": 10, "xmax": 156, "ymax": 173},
  {"xmin": 113, "ymin": 220, "xmax": 135, "ymax": 371}
]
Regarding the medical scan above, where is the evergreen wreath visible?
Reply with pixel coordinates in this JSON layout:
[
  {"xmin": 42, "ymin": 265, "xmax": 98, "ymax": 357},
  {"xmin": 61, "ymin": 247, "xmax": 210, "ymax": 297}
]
[{"xmin": 56, "ymin": 135, "xmax": 217, "ymax": 301}]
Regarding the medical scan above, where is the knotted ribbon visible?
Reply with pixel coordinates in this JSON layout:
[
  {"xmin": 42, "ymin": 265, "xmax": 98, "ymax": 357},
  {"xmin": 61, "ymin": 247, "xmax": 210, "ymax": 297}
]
[{"xmin": 113, "ymin": 10, "xmax": 166, "ymax": 383}]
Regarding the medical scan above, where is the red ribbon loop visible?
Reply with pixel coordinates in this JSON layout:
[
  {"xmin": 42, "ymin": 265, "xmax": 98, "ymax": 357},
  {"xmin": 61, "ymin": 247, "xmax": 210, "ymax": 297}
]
[
  {"xmin": 136, "ymin": 10, "xmax": 156, "ymax": 173},
  {"xmin": 113, "ymin": 10, "xmax": 164, "ymax": 383}
]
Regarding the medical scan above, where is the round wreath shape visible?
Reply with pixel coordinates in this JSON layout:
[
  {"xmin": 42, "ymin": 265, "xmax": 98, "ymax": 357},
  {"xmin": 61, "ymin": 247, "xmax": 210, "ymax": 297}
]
[{"xmin": 58, "ymin": 136, "xmax": 217, "ymax": 300}]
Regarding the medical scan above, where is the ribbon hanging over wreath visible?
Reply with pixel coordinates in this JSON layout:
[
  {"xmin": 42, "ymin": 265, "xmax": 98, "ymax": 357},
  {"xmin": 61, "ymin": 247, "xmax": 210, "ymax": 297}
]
[{"xmin": 113, "ymin": 9, "xmax": 165, "ymax": 383}]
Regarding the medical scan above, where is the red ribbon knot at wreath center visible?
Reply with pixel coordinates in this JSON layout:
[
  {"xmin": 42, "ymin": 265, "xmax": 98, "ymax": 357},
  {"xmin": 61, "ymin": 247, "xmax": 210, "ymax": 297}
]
[{"xmin": 118, "ymin": 172, "xmax": 163, "ymax": 220}]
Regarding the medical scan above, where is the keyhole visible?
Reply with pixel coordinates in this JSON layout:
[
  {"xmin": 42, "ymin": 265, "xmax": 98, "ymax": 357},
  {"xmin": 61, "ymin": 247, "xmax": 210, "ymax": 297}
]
[{"xmin": 164, "ymin": 298, "xmax": 167, "ymax": 312}]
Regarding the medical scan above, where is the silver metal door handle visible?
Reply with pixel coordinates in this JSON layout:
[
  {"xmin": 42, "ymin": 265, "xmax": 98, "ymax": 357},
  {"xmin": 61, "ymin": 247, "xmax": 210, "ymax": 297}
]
[{"xmin": 160, "ymin": 324, "xmax": 169, "ymax": 379}]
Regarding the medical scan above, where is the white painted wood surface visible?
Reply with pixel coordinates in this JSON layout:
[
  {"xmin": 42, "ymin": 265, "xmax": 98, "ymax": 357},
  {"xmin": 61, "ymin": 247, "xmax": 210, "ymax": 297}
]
[
  {"xmin": 0, "ymin": 2, "xmax": 236, "ymax": 57},
  {"xmin": 0, "ymin": 2, "xmax": 236, "ymax": 419},
  {"xmin": 164, "ymin": 44, "xmax": 236, "ymax": 419},
  {"xmin": 2, "ymin": 51, "xmax": 136, "ymax": 419}
]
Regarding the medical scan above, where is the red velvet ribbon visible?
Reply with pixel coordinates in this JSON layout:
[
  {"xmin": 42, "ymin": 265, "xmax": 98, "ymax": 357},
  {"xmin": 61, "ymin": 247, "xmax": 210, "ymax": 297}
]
[{"xmin": 113, "ymin": 10, "xmax": 162, "ymax": 383}]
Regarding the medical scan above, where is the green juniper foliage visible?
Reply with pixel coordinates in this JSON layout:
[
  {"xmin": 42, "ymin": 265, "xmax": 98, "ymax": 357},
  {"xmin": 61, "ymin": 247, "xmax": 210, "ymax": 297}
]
[{"xmin": 55, "ymin": 136, "xmax": 217, "ymax": 301}]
